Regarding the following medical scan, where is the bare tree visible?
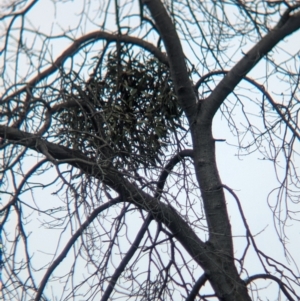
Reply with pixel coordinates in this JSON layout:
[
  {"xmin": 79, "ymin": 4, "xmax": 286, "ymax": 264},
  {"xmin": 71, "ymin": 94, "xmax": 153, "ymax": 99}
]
[{"xmin": 0, "ymin": 0, "xmax": 300, "ymax": 300}]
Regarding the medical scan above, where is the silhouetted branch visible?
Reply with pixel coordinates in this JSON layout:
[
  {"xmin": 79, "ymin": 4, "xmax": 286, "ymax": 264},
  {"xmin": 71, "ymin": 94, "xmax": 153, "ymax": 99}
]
[
  {"xmin": 185, "ymin": 273, "xmax": 207, "ymax": 301},
  {"xmin": 244, "ymin": 273, "xmax": 298, "ymax": 301},
  {"xmin": 101, "ymin": 214, "xmax": 152, "ymax": 301},
  {"xmin": 143, "ymin": 0, "xmax": 197, "ymax": 122},
  {"xmin": 202, "ymin": 9, "xmax": 300, "ymax": 119},
  {"xmin": 195, "ymin": 71, "xmax": 300, "ymax": 140},
  {"xmin": 35, "ymin": 197, "xmax": 123, "ymax": 301},
  {"xmin": 2, "ymin": 32, "xmax": 168, "ymax": 102},
  {"xmin": 0, "ymin": 126, "xmax": 209, "ymax": 274},
  {"xmin": 155, "ymin": 149, "xmax": 193, "ymax": 198}
]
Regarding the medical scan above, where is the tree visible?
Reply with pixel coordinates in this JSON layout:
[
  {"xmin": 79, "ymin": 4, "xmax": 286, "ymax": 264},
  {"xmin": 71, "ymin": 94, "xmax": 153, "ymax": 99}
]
[{"xmin": 0, "ymin": 0, "xmax": 300, "ymax": 300}]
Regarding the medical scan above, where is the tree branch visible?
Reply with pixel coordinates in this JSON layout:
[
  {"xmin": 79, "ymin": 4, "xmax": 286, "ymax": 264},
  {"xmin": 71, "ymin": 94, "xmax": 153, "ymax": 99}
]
[
  {"xmin": 155, "ymin": 149, "xmax": 193, "ymax": 199},
  {"xmin": 101, "ymin": 214, "xmax": 152, "ymax": 301},
  {"xmin": 2, "ymin": 31, "xmax": 168, "ymax": 102},
  {"xmin": 195, "ymin": 70, "xmax": 300, "ymax": 140},
  {"xmin": 244, "ymin": 273, "xmax": 298, "ymax": 301},
  {"xmin": 143, "ymin": 0, "xmax": 197, "ymax": 123},
  {"xmin": 202, "ymin": 9, "xmax": 300, "ymax": 120},
  {"xmin": 144, "ymin": 2, "xmax": 252, "ymax": 299},
  {"xmin": 0, "ymin": 159, "xmax": 48, "ymax": 212},
  {"xmin": 35, "ymin": 197, "xmax": 123, "ymax": 301},
  {"xmin": 0, "ymin": 126, "xmax": 212, "ymax": 273},
  {"xmin": 185, "ymin": 273, "xmax": 207, "ymax": 301}
]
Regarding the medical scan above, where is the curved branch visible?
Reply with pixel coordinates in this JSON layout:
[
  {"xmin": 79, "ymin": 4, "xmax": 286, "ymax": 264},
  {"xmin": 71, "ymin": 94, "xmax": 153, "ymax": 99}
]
[
  {"xmin": 195, "ymin": 70, "xmax": 300, "ymax": 140},
  {"xmin": 185, "ymin": 273, "xmax": 207, "ymax": 301},
  {"xmin": 34, "ymin": 197, "xmax": 123, "ymax": 301},
  {"xmin": 244, "ymin": 273, "xmax": 297, "ymax": 301},
  {"xmin": 2, "ymin": 31, "xmax": 168, "ymax": 102},
  {"xmin": 202, "ymin": 9, "xmax": 300, "ymax": 120},
  {"xmin": 155, "ymin": 149, "xmax": 193, "ymax": 199},
  {"xmin": 194, "ymin": 70, "xmax": 228, "ymax": 91},
  {"xmin": 101, "ymin": 214, "xmax": 152, "ymax": 301}
]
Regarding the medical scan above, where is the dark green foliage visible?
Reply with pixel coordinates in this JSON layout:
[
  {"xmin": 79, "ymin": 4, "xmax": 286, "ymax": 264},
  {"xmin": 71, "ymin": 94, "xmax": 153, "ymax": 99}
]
[{"xmin": 58, "ymin": 48, "xmax": 183, "ymax": 170}]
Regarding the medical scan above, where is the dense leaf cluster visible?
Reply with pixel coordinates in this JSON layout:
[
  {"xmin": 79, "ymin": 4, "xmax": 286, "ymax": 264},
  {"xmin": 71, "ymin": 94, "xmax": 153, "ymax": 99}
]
[{"xmin": 58, "ymin": 49, "xmax": 183, "ymax": 170}]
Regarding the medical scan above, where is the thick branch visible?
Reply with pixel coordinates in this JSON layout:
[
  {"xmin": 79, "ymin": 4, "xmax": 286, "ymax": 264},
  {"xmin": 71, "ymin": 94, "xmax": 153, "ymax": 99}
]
[
  {"xmin": 185, "ymin": 273, "xmax": 207, "ymax": 301},
  {"xmin": 202, "ymin": 9, "xmax": 300, "ymax": 120},
  {"xmin": 195, "ymin": 70, "xmax": 300, "ymax": 140},
  {"xmin": 143, "ymin": 0, "xmax": 197, "ymax": 123},
  {"xmin": 0, "ymin": 126, "xmax": 214, "ymax": 271},
  {"xmin": 155, "ymin": 149, "xmax": 193, "ymax": 198}
]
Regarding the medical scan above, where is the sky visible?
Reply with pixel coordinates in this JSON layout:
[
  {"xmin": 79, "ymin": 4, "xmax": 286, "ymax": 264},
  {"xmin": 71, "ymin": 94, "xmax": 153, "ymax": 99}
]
[{"xmin": 0, "ymin": 0, "xmax": 300, "ymax": 300}]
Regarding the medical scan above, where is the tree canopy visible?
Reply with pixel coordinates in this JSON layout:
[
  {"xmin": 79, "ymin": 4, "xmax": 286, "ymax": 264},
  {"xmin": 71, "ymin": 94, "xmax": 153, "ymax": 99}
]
[{"xmin": 0, "ymin": 1, "xmax": 300, "ymax": 300}]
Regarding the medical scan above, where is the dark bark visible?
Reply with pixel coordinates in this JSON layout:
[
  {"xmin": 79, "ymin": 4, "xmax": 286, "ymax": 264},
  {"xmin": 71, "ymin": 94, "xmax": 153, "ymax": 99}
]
[
  {"xmin": 143, "ymin": 1, "xmax": 300, "ymax": 300},
  {"xmin": 0, "ymin": 125, "xmax": 249, "ymax": 300},
  {"xmin": 202, "ymin": 9, "xmax": 300, "ymax": 120},
  {"xmin": 1, "ymin": 1, "xmax": 300, "ymax": 300},
  {"xmin": 143, "ymin": 1, "xmax": 250, "ymax": 300}
]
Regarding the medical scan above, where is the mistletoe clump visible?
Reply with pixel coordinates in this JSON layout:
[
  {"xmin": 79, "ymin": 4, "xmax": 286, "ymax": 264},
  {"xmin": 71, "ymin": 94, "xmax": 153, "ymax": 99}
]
[{"xmin": 58, "ymin": 49, "xmax": 183, "ymax": 170}]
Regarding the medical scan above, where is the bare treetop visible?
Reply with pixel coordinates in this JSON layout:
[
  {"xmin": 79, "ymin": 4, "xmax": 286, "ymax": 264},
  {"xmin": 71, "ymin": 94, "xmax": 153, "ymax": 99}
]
[{"xmin": 0, "ymin": 0, "xmax": 300, "ymax": 300}]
